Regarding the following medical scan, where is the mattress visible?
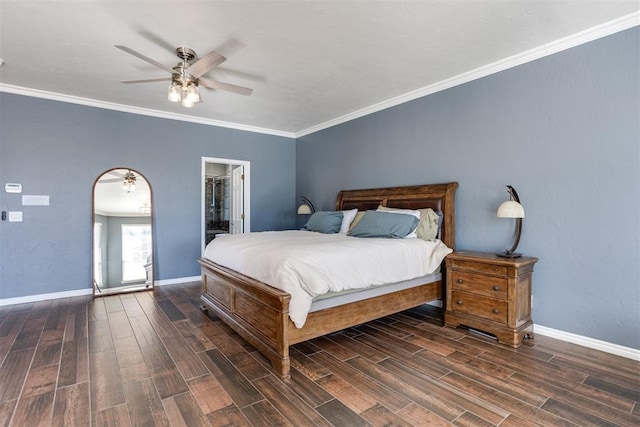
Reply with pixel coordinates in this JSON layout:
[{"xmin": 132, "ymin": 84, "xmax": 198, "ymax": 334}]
[
  {"xmin": 203, "ymin": 230, "xmax": 452, "ymax": 327},
  {"xmin": 309, "ymin": 271, "xmax": 442, "ymax": 313}
]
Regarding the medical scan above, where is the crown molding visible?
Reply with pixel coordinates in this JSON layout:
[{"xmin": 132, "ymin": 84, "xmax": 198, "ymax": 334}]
[
  {"xmin": 295, "ymin": 11, "xmax": 640, "ymax": 138},
  {"xmin": 1, "ymin": 12, "xmax": 637, "ymax": 140},
  {"xmin": 0, "ymin": 84, "xmax": 296, "ymax": 139}
]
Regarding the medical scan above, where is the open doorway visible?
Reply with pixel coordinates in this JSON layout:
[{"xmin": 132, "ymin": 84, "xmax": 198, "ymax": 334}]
[{"xmin": 201, "ymin": 157, "xmax": 251, "ymax": 254}]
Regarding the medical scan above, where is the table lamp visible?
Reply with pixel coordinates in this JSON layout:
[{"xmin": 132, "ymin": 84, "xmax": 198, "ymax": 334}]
[{"xmin": 497, "ymin": 185, "xmax": 524, "ymax": 258}]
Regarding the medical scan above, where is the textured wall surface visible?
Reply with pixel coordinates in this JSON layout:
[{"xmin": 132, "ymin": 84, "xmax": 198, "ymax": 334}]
[
  {"xmin": 0, "ymin": 95, "xmax": 296, "ymax": 298},
  {"xmin": 296, "ymin": 28, "xmax": 640, "ymax": 348}
]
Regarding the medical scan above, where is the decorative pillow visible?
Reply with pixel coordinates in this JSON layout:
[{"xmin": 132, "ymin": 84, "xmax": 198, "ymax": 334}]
[
  {"xmin": 377, "ymin": 206, "xmax": 440, "ymax": 241},
  {"xmin": 436, "ymin": 210, "xmax": 444, "ymax": 239},
  {"xmin": 376, "ymin": 206, "xmax": 420, "ymax": 219},
  {"xmin": 376, "ymin": 206, "xmax": 420, "ymax": 238},
  {"xmin": 416, "ymin": 208, "xmax": 440, "ymax": 241},
  {"xmin": 303, "ymin": 211, "xmax": 344, "ymax": 234},
  {"xmin": 348, "ymin": 211, "xmax": 366, "ymax": 232},
  {"xmin": 348, "ymin": 210, "xmax": 419, "ymax": 238},
  {"xmin": 339, "ymin": 209, "xmax": 358, "ymax": 234}
]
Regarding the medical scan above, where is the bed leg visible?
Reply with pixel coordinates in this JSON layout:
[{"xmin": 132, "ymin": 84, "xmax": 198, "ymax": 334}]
[
  {"xmin": 200, "ymin": 304, "xmax": 208, "ymax": 313},
  {"xmin": 274, "ymin": 357, "xmax": 291, "ymax": 380}
]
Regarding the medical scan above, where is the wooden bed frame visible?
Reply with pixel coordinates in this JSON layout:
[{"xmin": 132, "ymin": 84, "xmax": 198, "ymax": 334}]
[{"xmin": 198, "ymin": 182, "xmax": 458, "ymax": 378}]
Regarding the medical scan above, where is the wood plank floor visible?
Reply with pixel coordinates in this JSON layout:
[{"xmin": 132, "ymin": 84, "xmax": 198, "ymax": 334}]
[{"xmin": 0, "ymin": 282, "xmax": 638, "ymax": 426}]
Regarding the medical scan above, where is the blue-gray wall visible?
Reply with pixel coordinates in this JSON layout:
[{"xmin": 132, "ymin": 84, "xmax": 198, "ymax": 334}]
[
  {"xmin": 0, "ymin": 95, "xmax": 296, "ymax": 298},
  {"xmin": 296, "ymin": 28, "xmax": 640, "ymax": 349}
]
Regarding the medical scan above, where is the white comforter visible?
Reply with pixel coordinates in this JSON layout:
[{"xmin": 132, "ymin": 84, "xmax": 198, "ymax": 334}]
[{"xmin": 203, "ymin": 230, "xmax": 452, "ymax": 328}]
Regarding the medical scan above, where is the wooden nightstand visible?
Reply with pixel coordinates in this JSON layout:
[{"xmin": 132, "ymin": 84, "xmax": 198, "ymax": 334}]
[{"xmin": 444, "ymin": 251, "xmax": 538, "ymax": 347}]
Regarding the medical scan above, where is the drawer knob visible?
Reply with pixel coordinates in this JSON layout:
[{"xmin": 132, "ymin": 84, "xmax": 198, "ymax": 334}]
[
  {"xmin": 493, "ymin": 286, "xmax": 501, "ymax": 291},
  {"xmin": 457, "ymin": 279, "xmax": 463, "ymax": 284},
  {"xmin": 456, "ymin": 300, "xmax": 463, "ymax": 305},
  {"xmin": 493, "ymin": 308, "xmax": 499, "ymax": 314}
]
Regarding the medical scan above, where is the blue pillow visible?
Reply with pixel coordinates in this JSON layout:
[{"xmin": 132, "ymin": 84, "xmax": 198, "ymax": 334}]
[
  {"xmin": 348, "ymin": 210, "xmax": 419, "ymax": 238},
  {"xmin": 303, "ymin": 211, "xmax": 344, "ymax": 234}
]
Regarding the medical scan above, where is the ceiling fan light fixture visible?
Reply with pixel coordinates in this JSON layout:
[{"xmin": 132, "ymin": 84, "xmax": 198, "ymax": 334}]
[
  {"xmin": 122, "ymin": 170, "xmax": 137, "ymax": 193},
  {"xmin": 168, "ymin": 83, "xmax": 181, "ymax": 102},
  {"xmin": 185, "ymin": 85, "xmax": 201, "ymax": 104},
  {"xmin": 182, "ymin": 92, "xmax": 196, "ymax": 108}
]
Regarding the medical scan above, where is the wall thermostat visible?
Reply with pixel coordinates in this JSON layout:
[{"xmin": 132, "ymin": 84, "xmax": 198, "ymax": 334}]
[{"xmin": 5, "ymin": 183, "xmax": 22, "ymax": 193}]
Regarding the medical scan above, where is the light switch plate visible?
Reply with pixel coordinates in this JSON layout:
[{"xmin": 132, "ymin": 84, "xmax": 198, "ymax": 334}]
[
  {"xmin": 5, "ymin": 183, "xmax": 22, "ymax": 193},
  {"xmin": 8, "ymin": 211, "xmax": 22, "ymax": 222},
  {"xmin": 22, "ymin": 195, "xmax": 50, "ymax": 206}
]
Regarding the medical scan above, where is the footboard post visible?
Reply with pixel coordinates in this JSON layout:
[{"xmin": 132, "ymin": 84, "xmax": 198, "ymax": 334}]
[{"xmin": 276, "ymin": 310, "xmax": 290, "ymax": 379}]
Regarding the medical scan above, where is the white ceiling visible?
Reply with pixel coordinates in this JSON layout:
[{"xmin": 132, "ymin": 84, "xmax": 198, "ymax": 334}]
[{"xmin": 0, "ymin": 1, "xmax": 638, "ymax": 137}]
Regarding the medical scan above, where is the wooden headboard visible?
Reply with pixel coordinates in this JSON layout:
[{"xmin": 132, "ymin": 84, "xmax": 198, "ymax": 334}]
[{"xmin": 336, "ymin": 182, "xmax": 458, "ymax": 249}]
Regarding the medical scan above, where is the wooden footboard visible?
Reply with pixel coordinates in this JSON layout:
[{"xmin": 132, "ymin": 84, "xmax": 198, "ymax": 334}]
[
  {"xmin": 199, "ymin": 257, "xmax": 442, "ymax": 378},
  {"xmin": 199, "ymin": 257, "xmax": 292, "ymax": 377}
]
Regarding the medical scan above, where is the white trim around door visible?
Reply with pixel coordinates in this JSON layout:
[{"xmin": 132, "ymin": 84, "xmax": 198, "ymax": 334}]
[{"xmin": 201, "ymin": 157, "xmax": 251, "ymax": 255}]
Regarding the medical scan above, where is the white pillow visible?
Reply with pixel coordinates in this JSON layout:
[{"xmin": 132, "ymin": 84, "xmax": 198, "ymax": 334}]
[
  {"xmin": 339, "ymin": 209, "xmax": 359, "ymax": 233},
  {"xmin": 376, "ymin": 206, "xmax": 421, "ymax": 238}
]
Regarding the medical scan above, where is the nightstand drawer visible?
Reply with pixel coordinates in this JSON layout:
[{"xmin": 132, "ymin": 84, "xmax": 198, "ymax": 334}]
[
  {"xmin": 450, "ymin": 272, "xmax": 508, "ymax": 300},
  {"xmin": 449, "ymin": 259, "xmax": 508, "ymax": 276},
  {"xmin": 451, "ymin": 291, "xmax": 508, "ymax": 323}
]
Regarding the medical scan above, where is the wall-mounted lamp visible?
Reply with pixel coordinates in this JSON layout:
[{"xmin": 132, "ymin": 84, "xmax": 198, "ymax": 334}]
[
  {"xmin": 297, "ymin": 196, "xmax": 315, "ymax": 215},
  {"xmin": 497, "ymin": 185, "xmax": 525, "ymax": 258},
  {"xmin": 139, "ymin": 198, "xmax": 151, "ymax": 214}
]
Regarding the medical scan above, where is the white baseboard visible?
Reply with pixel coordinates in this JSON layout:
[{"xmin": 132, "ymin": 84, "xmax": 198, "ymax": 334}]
[
  {"xmin": 154, "ymin": 276, "xmax": 201, "ymax": 286},
  {"xmin": 534, "ymin": 324, "xmax": 640, "ymax": 361},
  {"xmin": 0, "ymin": 276, "xmax": 201, "ymax": 306},
  {"xmin": 0, "ymin": 288, "xmax": 93, "ymax": 306}
]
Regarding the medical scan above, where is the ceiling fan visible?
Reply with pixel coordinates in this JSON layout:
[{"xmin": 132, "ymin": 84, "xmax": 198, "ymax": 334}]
[
  {"xmin": 97, "ymin": 169, "xmax": 136, "ymax": 187},
  {"xmin": 98, "ymin": 170, "xmax": 127, "ymax": 184},
  {"xmin": 115, "ymin": 45, "xmax": 253, "ymax": 107}
]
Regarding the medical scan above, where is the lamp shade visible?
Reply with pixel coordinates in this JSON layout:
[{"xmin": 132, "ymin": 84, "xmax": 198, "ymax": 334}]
[
  {"xmin": 297, "ymin": 204, "xmax": 312, "ymax": 215},
  {"xmin": 297, "ymin": 196, "xmax": 315, "ymax": 215},
  {"xmin": 497, "ymin": 200, "xmax": 524, "ymax": 218}
]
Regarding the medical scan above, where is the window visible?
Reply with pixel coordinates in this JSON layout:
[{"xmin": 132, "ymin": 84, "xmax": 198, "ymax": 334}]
[
  {"xmin": 93, "ymin": 222, "xmax": 103, "ymax": 286},
  {"xmin": 121, "ymin": 224, "xmax": 152, "ymax": 282}
]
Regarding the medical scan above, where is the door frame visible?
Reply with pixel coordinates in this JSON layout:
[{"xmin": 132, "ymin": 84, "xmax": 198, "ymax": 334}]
[{"xmin": 201, "ymin": 156, "xmax": 251, "ymax": 255}]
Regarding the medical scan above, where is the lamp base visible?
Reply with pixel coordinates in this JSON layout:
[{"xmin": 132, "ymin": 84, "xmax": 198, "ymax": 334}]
[{"xmin": 496, "ymin": 251, "xmax": 522, "ymax": 258}]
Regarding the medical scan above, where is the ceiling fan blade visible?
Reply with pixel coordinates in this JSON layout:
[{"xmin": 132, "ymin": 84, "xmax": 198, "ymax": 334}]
[
  {"xmin": 188, "ymin": 50, "xmax": 227, "ymax": 78},
  {"xmin": 115, "ymin": 45, "xmax": 174, "ymax": 74},
  {"xmin": 136, "ymin": 29, "xmax": 176, "ymax": 55},
  {"xmin": 200, "ymin": 77, "xmax": 253, "ymax": 96},
  {"xmin": 122, "ymin": 77, "xmax": 171, "ymax": 84},
  {"xmin": 214, "ymin": 67, "xmax": 266, "ymax": 83},
  {"xmin": 98, "ymin": 178, "xmax": 122, "ymax": 183},
  {"xmin": 214, "ymin": 38, "xmax": 246, "ymax": 57}
]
